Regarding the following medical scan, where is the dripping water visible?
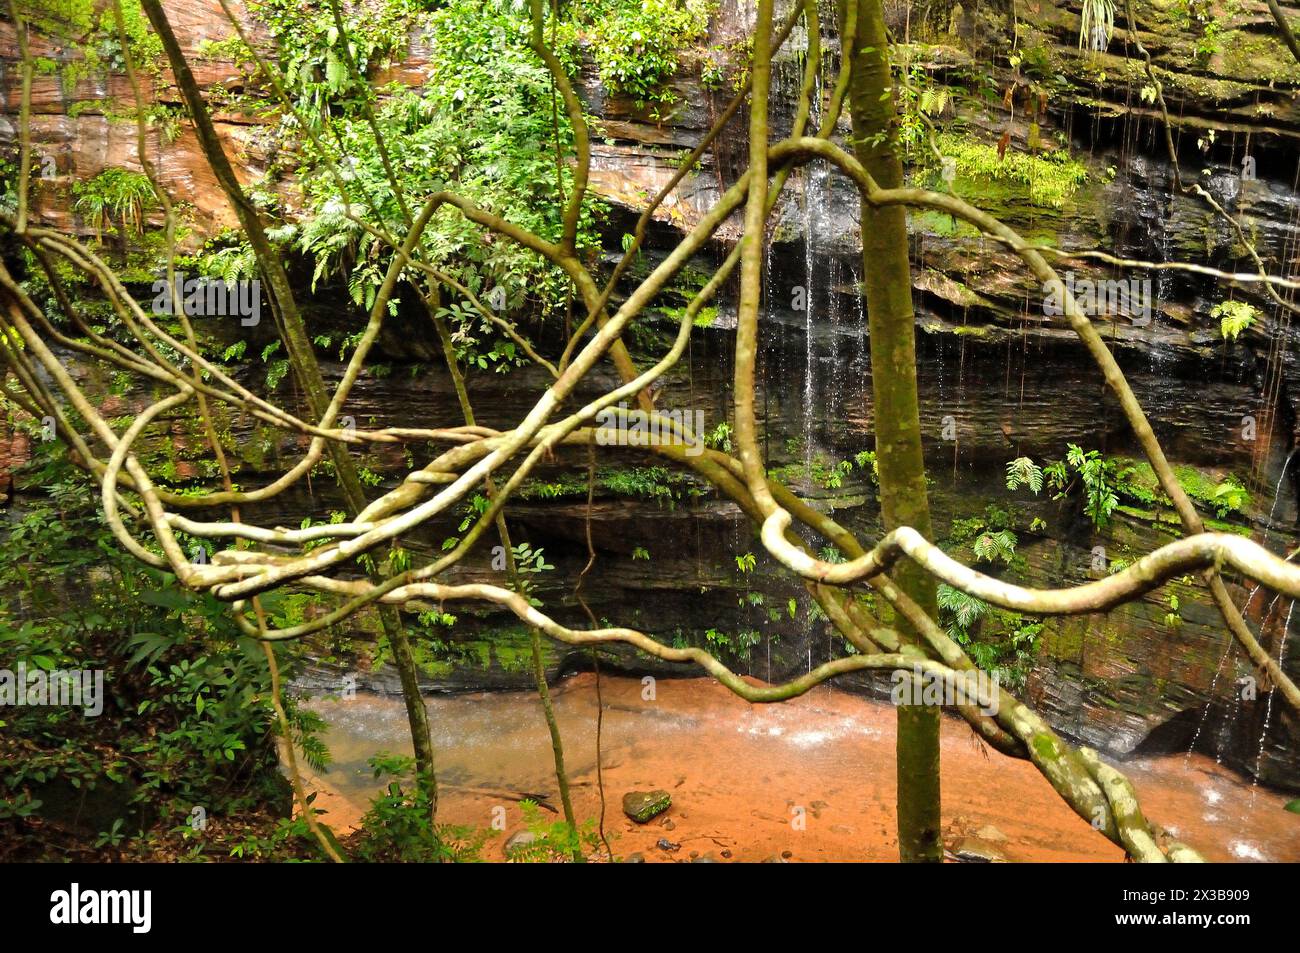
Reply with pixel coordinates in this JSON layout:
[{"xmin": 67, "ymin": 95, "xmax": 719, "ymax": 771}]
[{"xmin": 1250, "ymin": 598, "xmax": 1292, "ymax": 798}]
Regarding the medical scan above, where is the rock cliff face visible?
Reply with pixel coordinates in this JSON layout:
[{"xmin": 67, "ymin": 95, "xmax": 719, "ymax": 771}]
[{"xmin": 3, "ymin": 0, "xmax": 1299, "ymax": 787}]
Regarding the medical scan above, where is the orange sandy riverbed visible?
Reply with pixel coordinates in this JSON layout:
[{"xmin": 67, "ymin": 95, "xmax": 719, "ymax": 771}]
[{"xmin": 302, "ymin": 673, "xmax": 1298, "ymax": 862}]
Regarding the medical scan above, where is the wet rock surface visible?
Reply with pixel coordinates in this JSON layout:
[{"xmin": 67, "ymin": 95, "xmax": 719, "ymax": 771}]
[
  {"xmin": 623, "ymin": 790, "xmax": 673, "ymax": 823},
  {"xmin": 949, "ymin": 837, "xmax": 1009, "ymax": 863}
]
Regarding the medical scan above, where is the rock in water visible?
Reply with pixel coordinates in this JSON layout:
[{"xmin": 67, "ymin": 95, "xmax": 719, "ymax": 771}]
[
  {"xmin": 623, "ymin": 789, "xmax": 672, "ymax": 823},
  {"xmin": 950, "ymin": 837, "xmax": 1008, "ymax": 863},
  {"xmin": 974, "ymin": 824, "xmax": 1009, "ymax": 843},
  {"xmin": 504, "ymin": 830, "xmax": 538, "ymax": 858}
]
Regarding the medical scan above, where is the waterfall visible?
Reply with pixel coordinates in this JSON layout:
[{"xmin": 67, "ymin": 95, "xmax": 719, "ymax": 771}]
[
  {"xmin": 1183, "ymin": 634, "xmax": 1235, "ymax": 766},
  {"xmin": 1262, "ymin": 448, "xmax": 1297, "ymax": 538},
  {"xmin": 1189, "ymin": 448, "xmax": 1297, "ymax": 771},
  {"xmin": 1251, "ymin": 598, "xmax": 1293, "ymax": 797},
  {"xmin": 853, "ymin": 264, "xmax": 867, "ymax": 374},
  {"xmin": 1245, "ymin": 447, "xmax": 1296, "ymax": 605},
  {"xmin": 800, "ymin": 69, "xmax": 827, "ymax": 474}
]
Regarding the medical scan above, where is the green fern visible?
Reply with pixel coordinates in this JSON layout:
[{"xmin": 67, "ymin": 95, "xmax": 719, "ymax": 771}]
[
  {"xmin": 972, "ymin": 529, "xmax": 1018, "ymax": 565},
  {"xmin": 1005, "ymin": 456, "xmax": 1044, "ymax": 494},
  {"xmin": 1213, "ymin": 300, "xmax": 1259, "ymax": 341},
  {"xmin": 194, "ymin": 240, "xmax": 258, "ymax": 283},
  {"xmin": 937, "ymin": 584, "xmax": 989, "ymax": 630},
  {"xmin": 71, "ymin": 167, "xmax": 157, "ymax": 241},
  {"xmin": 918, "ymin": 87, "xmax": 949, "ymax": 116}
]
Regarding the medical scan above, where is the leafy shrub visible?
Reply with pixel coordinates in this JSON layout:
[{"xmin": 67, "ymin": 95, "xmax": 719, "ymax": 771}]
[
  {"xmin": 71, "ymin": 167, "xmax": 157, "ymax": 241},
  {"xmin": 506, "ymin": 799, "xmax": 601, "ymax": 863},
  {"xmin": 588, "ymin": 0, "xmax": 716, "ymax": 103},
  {"xmin": 937, "ymin": 586, "xmax": 1042, "ymax": 692},
  {"xmin": 933, "ymin": 132, "xmax": 1088, "ymax": 208},
  {"xmin": 0, "ymin": 441, "xmax": 322, "ymax": 859},
  {"xmin": 254, "ymin": 0, "xmax": 604, "ymax": 365},
  {"xmin": 350, "ymin": 754, "xmax": 489, "ymax": 862}
]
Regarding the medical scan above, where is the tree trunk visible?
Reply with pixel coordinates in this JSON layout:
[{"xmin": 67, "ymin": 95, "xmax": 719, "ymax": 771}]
[
  {"xmin": 139, "ymin": 0, "xmax": 438, "ymax": 809},
  {"xmin": 840, "ymin": 0, "xmax": 943, "ymax": 863}
]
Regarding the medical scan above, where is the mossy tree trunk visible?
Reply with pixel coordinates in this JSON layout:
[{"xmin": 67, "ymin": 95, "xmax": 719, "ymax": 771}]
[
  {"xmin": 839, "ymin": 0, "xmax": 943, "ymax": 863},
  {"xmin": 139, "ymin": 0, "xmax": 438, "ymax": 811}
]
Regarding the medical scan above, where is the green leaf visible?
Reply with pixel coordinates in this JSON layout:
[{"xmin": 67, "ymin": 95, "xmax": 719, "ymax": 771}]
[
  {"xmin": 1213, "ymin": 300, "xmax": 1258, "ymax": 341},
  {"xmin": 326, "ymin": 51, "xmax": 347, "ymax": 91},
  {"xmin": 139, "ymin": 589, "xmax": 191, "ymax": 611},
  {"xmin": 1005, "ymin": 456, "xmax": 1043, "ymax": 494}
]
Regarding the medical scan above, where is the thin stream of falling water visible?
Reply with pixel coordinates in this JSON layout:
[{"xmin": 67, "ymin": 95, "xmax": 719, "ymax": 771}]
[
  {"xmin": 802, "ymin": 161, "xmax": 829, "ymax": 470},
  {"xmin": 853, "ymin": 265, "xmax": 867, "ymax": 369},
  {"xmin": 1149, "ymin": 183, "xmax": 1176, "ymax": 377},
  {"xmin": 1250, "ymin": 598, "xmax": 1293, "ymax": 799},
  {"xmin": 798, "ymin": 42, "xmax": 824, "ymax": 472},
  {"xmin": 1264, "ymin": 449, "xmax": 1296, "ymax": 537},
  {"xmin": 825, "ymin": 246, "xmax": 838, "ymax": 432},
  {"xmin": 803, "ymin": 167, "xmax": 815, "ymax": 472},
  {"xmin": 1183, "ymin": 633, "xmax": 1236, "ymax": 766},
  {"xmin": 1245, "ymin": 448, "xmax": 1296, "ymax": 606},
  {"xmin": 954, "ymin": 307, "xmax": 970, "ymax": 482},
  {"xmin": 1189, "ymin": 448, "xmax": 1296, "ymax": 764},
  {"xmin": 764, "ymin": 222, "xmax": 777, "ymax": 467},
  {"xmin": 1251, "ymin": 155, "xmax": 1300, "ymax": 485}
]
